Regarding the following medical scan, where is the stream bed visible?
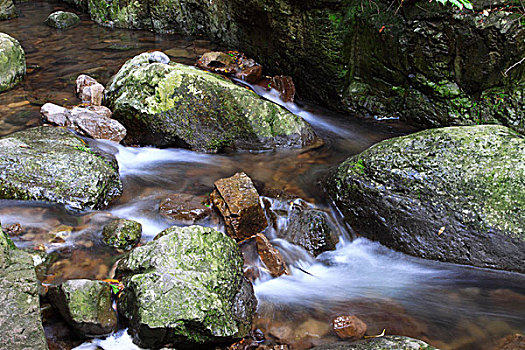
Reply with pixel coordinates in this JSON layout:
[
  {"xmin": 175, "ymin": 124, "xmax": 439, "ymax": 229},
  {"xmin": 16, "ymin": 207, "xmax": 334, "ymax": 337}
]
[{"xmin": 1, "ymin": 2, "xmax": 524, "ymax": 350}]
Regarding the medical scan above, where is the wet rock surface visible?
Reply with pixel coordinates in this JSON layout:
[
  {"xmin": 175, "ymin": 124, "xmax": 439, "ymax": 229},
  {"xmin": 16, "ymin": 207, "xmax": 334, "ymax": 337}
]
[
  {"xmin": 0, "ymin": 228, "xmax": 48, "ymax": 350},
  {"xmin": 0, "ymin": 32, "xmax": 25, "ymax": 92},
  {"xmin": 106, "ymin": 52, "xmax": 317, "ymax": 151},
  {"xmin": 210, "ymin": 172, "xmax": 268, "ymax": 241},
  {"xmin": 45, "ymin": 11, "xmax": 80, "ymax": 29},
  {"xmin": 0, "ymin": 0, "xmax": 16, "ymax": 20},
  {"xmin": 0, "ymin": 126, "xmax": 122, "ymax": 210},
  {"xmin": 48, "ymin": 279, "xmax": 117, "ymax": 337},
  {"xmin": 492, "ymin": 333, "xmax": 525, "ymax": 350},
  {"xmin": 326, "ymin": 125, "xmax": 525, "ymax": 272},
  {"xmin": 159, "ymin": 193, "xmax": 212, "ymax": 223},
  {"xmin": 270, "ymin": 75, "xmax": 296, "ymax": 103},
  {"xmin": 197, "ymin": 51, "xmax": 262, "ymax": 84},
  {"xmin": 332, "ymin": 315, "xmax": 367, "ymax": 340},
  {"xmin": 116, "ymin": 225, "xmax": 257, "ymax": 348},
  {"xmin": 41, "ymin": 103, "xmax": 127, "ymax": 142},
  {"xmin": 101, "ymin": 218, "xmax": 142, "ymax": 250},
  {"xmin": 255, "ymin": 233, "xmax": 290, "ymax": 278},
  {"xmin": 310, "ymin": 335, "xmax": 438, "ymax": 349}
]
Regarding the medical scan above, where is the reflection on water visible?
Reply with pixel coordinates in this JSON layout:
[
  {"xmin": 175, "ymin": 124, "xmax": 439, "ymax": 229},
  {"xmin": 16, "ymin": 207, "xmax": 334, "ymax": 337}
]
[{"xmin": 1, "ymin": 2, "xmax": 524, "ymax": 350}]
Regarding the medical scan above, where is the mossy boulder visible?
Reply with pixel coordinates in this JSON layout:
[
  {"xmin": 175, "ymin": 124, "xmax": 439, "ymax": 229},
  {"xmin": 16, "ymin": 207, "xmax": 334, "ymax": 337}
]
[
  {"xmin": 45, "ymin": 11, "xmax": 80, "ymax": 29},
  {"xmin": 311, "ymin": 335, "xmax": 438, "ymax": 349},
  {"xmin": 48, "ymin": 279, "xmax": 117, "ymax": 337},
  {"xmin": 0, "ymin": 126, "xmax": 122, "ymax": 211},
  {"xmin": 116, "ymin": 225, "xmax": 257, "ymax": 348},
  {"xmin": 0, "ymin": 0, "xmax": 16, "ymax": 20},
  {"xmin": 106, "ymin": 52, "xmax": 317, "ymax": 151},
  {"xmin": 0, "ymin": 32, "xmax": 25, "ymax": 92},
  {"xmin": 0, "ymin": 228, "xmax": 48, "ymax": 350},
  {"xmin": 326, "ymin": 125, "xmax": 525, "ymax": 272},
  {"xmin": 102, "ymin": 218, "xmax": 142, "ymax": 250}
]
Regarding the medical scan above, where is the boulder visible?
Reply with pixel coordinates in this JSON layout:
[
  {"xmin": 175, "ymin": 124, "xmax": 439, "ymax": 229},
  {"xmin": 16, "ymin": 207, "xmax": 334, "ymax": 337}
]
[
  {"xmin": 0, "ymin": 126, "xmax": 122, "ymax": 211},
  {"xmin": 310, "ymin": 335, "xmax": 438, "ymax": 349},
  {"xmin": 255, "ymin": 233, "xmax": 290, "ymax": 278},
  {"xmin": 0, "ymin": 0, "xmax": 16, "ymax": 20},
  {"xmin": 0, "ymin": 32, "xmax": 25, "ymax": 92},
  {"xmin": 332, "ymin": 315, "xmax": 367, "ymax": 340},
  {"xmin": 106, "ymin": 52, "xmax": 317, "ymax": 151},
  {"xmin": 280, "ymin": 203, "xmax": 338, "ymax": 257},
  {"xmin": 102, "ymin": 218, "xmax": 142, "ymax": 250},
  {"xmin": 210, "ymin": 172, "xmax": 268, "ymax": 241},
  {"xmin": 0, "ymin": 227, "xmax": 48, "ymax": 350},
  {"xmin": 116, "ymin": 225, "xmax": 257, "ymax": 348},
  {"xmin": 45, "ymin": 11, "xmax": 80, "ymax": 29},
  {"xmin": 41, "ymin": 103, "xmax": 127, "ymax": 142},
  {"xmin": 326, "ymin": 125, "xmax": 525, "ymax": 272},
  {"xmin": 159, "ymin": 193, "xmax": 212, "ymax": 223},
  {"xmin": 76, "ymin": 74, "xmax": 105, "ymax": 105},
  {"xmin": 48, "ymin": 279, "xmax": 117, "ymax": 337}
]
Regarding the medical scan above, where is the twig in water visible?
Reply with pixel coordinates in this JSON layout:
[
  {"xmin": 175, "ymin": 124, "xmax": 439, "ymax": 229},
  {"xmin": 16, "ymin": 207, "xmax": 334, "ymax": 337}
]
[{"xmin": 503, "ymin": 57, "xmax": 525, "ymax": 77}]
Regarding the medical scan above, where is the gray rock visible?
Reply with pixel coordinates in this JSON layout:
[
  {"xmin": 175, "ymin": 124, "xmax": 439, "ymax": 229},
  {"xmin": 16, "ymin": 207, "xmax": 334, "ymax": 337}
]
[
  {"xmin": 116, "ymin": 225, "xmax": 257, "ymax": 348},
  {"xmin": 311, "ymin": 335, "xmax": 438, "ymax": 349},
  {"xmin": 0, "ymin": 126, "xmax": 122, "ymax": 211},
  {"xmin": 45, "ymin": 11, "xmax": 80, "ymax": 29},
  {"xmin": 102, "ymin": 218, "xmax": 142, "ymax": 250},
  {"xmin": 76, "ymin": 74, "xmax": 105, "ymax": 106},
  {"xmin": 0, "ymin": 0, "xmax": 16, "ymax": 20},
  {"xmin": 0, "ymin": 32, "xmax": 25, "ymax": 92},
  {"xmin": 148, "ymin": 51, "xmax": 170, "ymax": 64},
  {"xmin": 0, "ymin": 227, "xmax": 48, "ymax": 350},
  {"xmin": 106, "ymin": 52, "xmax": 317, "ymax": 151},
  {"xmin": 326, "ymin": 125, "xmax": 525, "ymax": 272},
  {"xmin": 48, "ymin": 279, "xmax": 117, "ymax": 337}
]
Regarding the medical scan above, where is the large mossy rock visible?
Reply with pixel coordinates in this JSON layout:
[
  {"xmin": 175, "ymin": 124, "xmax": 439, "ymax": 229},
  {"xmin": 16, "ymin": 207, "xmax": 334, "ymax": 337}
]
[
  {"xmin": 0, "ymin": 32, "xmax": 25, "ymax": 92},
  {"xmin": 0, "ymin": 0, "xmax": 17, "ymax": 20},
  {"xmin": 106, "ymin": 52, "xmax": 316, "ymax": 151},
  {"xmin": 326, "ymin": 125, "xmax": 525, "ymax": 272},
  {"xmin": 0, "ymin": 126, "xmax": 122, "ymax": 211},
  {"xmin": 311, "ymin": 335, "xmax": 438, "ymax": 350},
  {"xmin": 74, "ymin": 0, "xmax": 524, "ymax": 134},
  {"xmin": 116, "ymin": 225, "xmax": 257, "ymax": 348},
  {"xmin": 48, "ymin": 279, "xmax": 118, "ymax": 337},
  {"xmin": 0, "ymin": 227, "xmax": 48, "ymax": 350}
]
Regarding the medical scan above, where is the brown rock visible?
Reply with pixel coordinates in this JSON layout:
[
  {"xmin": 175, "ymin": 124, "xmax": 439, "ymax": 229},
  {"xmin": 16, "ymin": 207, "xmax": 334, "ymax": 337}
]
[
  {"xmin": 159, "ymin": 193, "xmax": 212, "ymax": 223},
  {"xmin": 270, "ymin": 75, "xmax": 296, "ymax": 102},
  {"xmin": 76, "ymin": 74, "xmax": 105, "ymax": 106},
  {"xmin": 332, "ymin": 315, "xmax": 367, "ymax": 340},
  {"xmin": 197, "ymin": 51, "xmax": 237, "ymax": 74},
  {"xmin": 5, "ymin": 223, "xmax": 23, "ymax": 236},
  {"xmin": 235, "ymin": 65, "xmax": 262, "ymax": 84},
  {"xmin": 255, "ymin": 233, "xmax": 290, "ymax": 278},
  {"xmin": 492, "ymin": 333, "xmax": 525, "ymax": 350},
  {"xmin": 210, "ymin": 172, "xmax": 268, "ymax": 241}
]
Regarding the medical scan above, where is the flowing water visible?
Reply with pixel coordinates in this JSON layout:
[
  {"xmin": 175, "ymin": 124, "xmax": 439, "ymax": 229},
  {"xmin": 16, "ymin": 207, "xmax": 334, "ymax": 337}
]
[{"xmin": 1, "ymin": 2, "xmax": 524, "ymax": 350}]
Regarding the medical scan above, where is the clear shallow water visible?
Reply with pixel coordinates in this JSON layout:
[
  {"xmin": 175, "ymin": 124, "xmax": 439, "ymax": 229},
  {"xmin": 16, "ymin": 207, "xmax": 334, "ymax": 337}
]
[{"xmin": 1, "ymin": 3, "xmax": 524, "ymax": 350}]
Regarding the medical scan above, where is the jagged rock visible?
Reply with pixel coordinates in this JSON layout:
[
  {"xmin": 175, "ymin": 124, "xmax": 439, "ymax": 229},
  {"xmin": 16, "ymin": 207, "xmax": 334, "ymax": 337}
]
[
  {"xmin": 0, "ymin": 0, "xmax": 16, "ymax": 20},
  {"xmin": 48, "ymin": 279, "xmax": 117, "ymax": 337},
  {"xmin": 159, "ymin": 193, "xmax": 212, "ymax": 223},
  {"xmin": 106, "ymin": 52, "xmax": 317, "ymax": 151},
  {"xmin": 280, "ymin": 202, "xmax": 338, "ymax": 257},
  {"xmin": 0, "ymin": 126, "xmax": 122, "ymax": 210},
  {"xmin": 76, "ymin": 74, "xmax": 105, "ymax": 106},
  {"xmin": 45, "ymin": 11, "xmax": 80, "ymax": 29},
  {"xmin": 102, "ymin": 218, "xmax": 142, "ymax": 250},
  {"xmin": 255, "ymin": 233, "xmax": 290, "ymax": 278},
  {"xmin": 116, "ymin": 225, "xmax": 257, "ymax": 348},
  {"xmin": 0, "ymin": 32, "xmax": 25, "ymax": 92},
  {"xmin": 332, "ymin": 315, "xmax": 367, "ymax": 340},
  {"xmin": 0, "ymin": 227, "xmax": 48, "ymax": 350},
  {"xmin": 41, "ymin": 103, "xmax": 127, "ymax": 142},
  {"xmin": 210, "ymin": 172, "xmax": 268, "ymax": 241},
  {"xmin": 326, "ymin": 125, "xmax": 525, "ymax": 272}
]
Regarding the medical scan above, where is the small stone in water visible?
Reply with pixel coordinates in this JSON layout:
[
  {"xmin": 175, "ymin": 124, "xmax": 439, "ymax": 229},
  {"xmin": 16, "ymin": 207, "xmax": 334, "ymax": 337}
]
[
  {"xmin": 332, "ymin": 315, "xmax": 367, "ymax": 340},
  {"xmin": 255, "ymin": 233, "xmax": 290, "ymax": 278}
]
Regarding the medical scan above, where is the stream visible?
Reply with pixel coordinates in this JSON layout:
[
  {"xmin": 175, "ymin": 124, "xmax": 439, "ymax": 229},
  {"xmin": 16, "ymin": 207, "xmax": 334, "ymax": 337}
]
[{"xmin": 1, "ymin": 2, "xmax": 525, "ymax": 350}]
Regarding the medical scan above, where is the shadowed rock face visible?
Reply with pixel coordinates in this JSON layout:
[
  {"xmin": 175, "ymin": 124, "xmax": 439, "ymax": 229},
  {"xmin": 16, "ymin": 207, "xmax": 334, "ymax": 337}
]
[
  {"xmin": 0, "ymin": 0, "xmax": 17, "ymax": 20},
  {"xmin": 106, "ymin": 52, "xmax": 317, "ymax": 151},
  {"xmin": 0, "ymin": 126, "xmax": 122, "ymax": 211},
  {"xmin": 0, "ymin": 228, "xmax": 48, "ymax": 350},
  {"xmin": 116, "ymin": 225, "xmax": 257, "ymax": 349},
  {"xmin": 326, "ymin": 125, "xmax": 525, "ymax": 273}
]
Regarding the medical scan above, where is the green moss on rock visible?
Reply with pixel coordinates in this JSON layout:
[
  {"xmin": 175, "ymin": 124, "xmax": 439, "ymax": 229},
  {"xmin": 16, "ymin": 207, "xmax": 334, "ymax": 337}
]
[
  {"xmin": 326, "ymin": 125, "xmax": 525, "ymax": 272},
  {"xmin": 102, "ymin": 218, "xmax": 142, "ymax": 250},
  {"xmin": 44, "ymin": 11, "xmax": 80, "ymax": 29},
  {"xmin": 116, "ymin": 225, "xmax": 256, "ymax": 348},
  {"xmin": 0, "ymin": 32, "xmax": 25, "ymax": 92}
]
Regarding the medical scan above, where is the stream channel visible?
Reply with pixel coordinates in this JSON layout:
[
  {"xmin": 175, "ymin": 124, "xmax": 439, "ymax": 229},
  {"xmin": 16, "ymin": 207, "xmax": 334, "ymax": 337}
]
[{"xmin": 1, "ymin": 2, "xmax": 524, "ymax": 350}]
